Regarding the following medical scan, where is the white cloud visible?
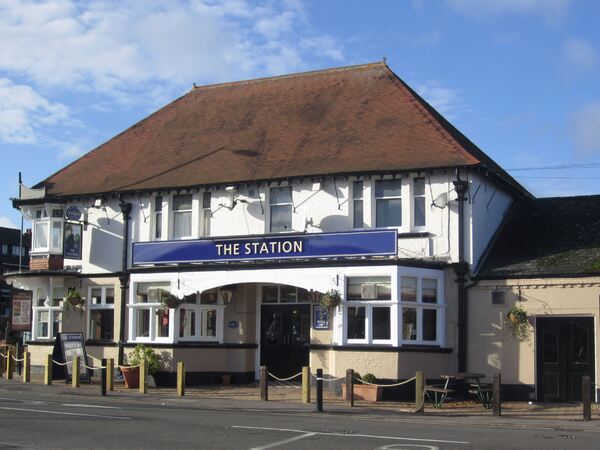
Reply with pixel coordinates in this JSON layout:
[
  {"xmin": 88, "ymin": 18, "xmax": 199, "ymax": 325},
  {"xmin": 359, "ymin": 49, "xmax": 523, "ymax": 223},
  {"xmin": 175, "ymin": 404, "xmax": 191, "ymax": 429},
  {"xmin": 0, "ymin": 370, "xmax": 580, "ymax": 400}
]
[
  {"xmin": 0, "ymin": 78, "xmax": 70, "ymax": 144},
  {"xmin": 562, "ymin": 38, "xmax": 598, "ymax": 72},
  {"xmin": 415, "ymin": 80, "xmax": 463, "ymax": 119},
  {"xmin": 0, "ymin": 0, "xmax": 345, "ymax": 103},
  {"xmin": 446, "ymin": 0, "xmax": 572, "ymax": 21},
  {"xmin": 570, "ymin": 101, "xmax": 600, "ymax": 155},
  {"xmin": 0, "ymin": 216, "xmax": 18, "ymax": 229}
]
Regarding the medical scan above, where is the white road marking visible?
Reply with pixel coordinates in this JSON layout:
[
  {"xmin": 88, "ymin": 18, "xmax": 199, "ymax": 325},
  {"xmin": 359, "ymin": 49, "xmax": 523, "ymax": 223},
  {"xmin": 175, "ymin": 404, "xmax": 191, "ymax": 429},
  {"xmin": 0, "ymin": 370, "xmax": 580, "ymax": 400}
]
[
  {"xmin": 375, "ymin": 445, "xmax": 439, "ymax": 450},
  {"xmin": 233, "ymin": 426, "xmax": 468, "ymax": 445},
  {"xmin": 0, "ymin": 406, "xmax": 131, "ymax": 420},
  {"xmin": 61, "ymin": 403, "xmax": 121, "ymax": 409},
  {"xmin": 249, "ymin": 432, "xmax": 316, "ymax": 450}
]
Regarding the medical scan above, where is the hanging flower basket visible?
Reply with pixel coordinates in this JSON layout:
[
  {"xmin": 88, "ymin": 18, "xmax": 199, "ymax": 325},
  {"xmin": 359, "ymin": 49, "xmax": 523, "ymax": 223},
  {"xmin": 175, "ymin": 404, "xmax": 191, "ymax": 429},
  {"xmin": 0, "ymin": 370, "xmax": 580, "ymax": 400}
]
[
  {"xmin": 160, "ymin": 294, "xmax": 183, "ymax": 309},
  {"xmin": 320, "ymin": 289, "xmax": 342, "ymax": 310},
  {"xmin": 63, "ymin": 288, "xmax": 85, "ymax": 315},
  {"xmin": 504, "ymin": 306, "xmax": 531, "ymax": 341}
]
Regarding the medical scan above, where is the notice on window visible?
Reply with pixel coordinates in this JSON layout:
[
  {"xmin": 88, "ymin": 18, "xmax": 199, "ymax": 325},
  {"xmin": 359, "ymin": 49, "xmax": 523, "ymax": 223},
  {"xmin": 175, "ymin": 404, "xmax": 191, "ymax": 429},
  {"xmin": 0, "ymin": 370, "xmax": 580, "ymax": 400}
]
[{"xmin": 11, "ymin": 289, "xmax": 32, "ymax": 331}]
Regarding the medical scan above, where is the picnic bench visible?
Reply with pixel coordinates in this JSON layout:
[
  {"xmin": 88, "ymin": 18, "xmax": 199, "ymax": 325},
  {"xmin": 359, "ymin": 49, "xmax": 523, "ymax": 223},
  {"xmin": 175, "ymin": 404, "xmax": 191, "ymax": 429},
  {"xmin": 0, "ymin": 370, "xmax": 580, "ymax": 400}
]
[{"xmin": 425, "ymin": 372, "xmax": 493, "ymax": 409}]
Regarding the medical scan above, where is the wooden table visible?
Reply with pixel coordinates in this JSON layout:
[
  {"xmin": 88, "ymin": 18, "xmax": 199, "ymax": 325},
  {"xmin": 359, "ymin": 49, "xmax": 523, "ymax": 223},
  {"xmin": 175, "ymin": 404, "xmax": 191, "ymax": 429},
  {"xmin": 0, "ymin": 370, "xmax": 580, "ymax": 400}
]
[{"xmin": 440, "ymin": 373, "xmax": 493, "ymax": 409}]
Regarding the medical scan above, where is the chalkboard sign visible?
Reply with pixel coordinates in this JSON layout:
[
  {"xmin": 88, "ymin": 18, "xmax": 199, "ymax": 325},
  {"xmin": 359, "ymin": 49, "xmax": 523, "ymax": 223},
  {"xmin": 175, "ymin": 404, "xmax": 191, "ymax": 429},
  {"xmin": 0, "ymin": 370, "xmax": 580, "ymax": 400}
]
[
  {"xmin": 51, "ymin": 332, "xmax": 90, "ymax": 383},
  {"xmin": 313, "ymin": 305, "xmax": 330, "ymax": 330}
]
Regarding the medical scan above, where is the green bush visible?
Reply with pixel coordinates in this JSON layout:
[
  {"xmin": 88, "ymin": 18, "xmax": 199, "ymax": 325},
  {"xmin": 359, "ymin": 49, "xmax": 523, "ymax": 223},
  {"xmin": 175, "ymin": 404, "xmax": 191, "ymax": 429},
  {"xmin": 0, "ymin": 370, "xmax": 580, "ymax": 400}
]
[
  {"xmin": 127, "ymin": 344, "xmax": 161, "ymax": 375},
  {"xmin": 361, "ymin": 373, "xmax": 377, "ymax": 384}
]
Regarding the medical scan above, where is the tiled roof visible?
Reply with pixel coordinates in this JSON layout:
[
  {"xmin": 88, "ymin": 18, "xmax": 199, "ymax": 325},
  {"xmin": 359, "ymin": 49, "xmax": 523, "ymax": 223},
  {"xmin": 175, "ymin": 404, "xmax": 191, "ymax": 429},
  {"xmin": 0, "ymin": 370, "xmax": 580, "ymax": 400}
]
[
  {"xmin": 477, "ymin": 195, "xmax": 600, "ymax": 278},
  {"xmin": 35, "ymin": 62, "xmax": 524, "ymax": 197}
]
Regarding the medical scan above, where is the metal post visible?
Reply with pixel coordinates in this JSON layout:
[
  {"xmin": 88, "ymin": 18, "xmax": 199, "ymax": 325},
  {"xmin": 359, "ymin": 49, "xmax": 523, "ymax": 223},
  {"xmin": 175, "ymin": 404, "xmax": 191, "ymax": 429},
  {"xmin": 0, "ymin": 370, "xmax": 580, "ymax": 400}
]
[
  {"xmin": 493, "ymin": 373, "xmax": 502, "ymax": 416},
  {"xmin": 6, "ymin": 350, "xmax": 13, "ymax": 380},
  {"xmin": 16, "ymin": 342, "xmax": 21, "ymax": 376},
  {"xmin": 260, "ymin": 366, "xmax": 268, "ymax": 401},
  {"xmin": 101, "ymin": 358, "xmax": 107, "ymax": 396},
  {"xmin": 22, "ymin": 352, "xmax": 30, "ymax": 383},
  {"xmin": 139, "ymin": 359, "xmax": 147, "ymax": 394},
  {"xmin": 106, "ymin": 358, "xmax": 114, "ymax": 391},
  {"xmin": 301, "ymin": 366, "xmax": 310, "ymax": 403},
  {"xmin": 316, "ymin": 368, "xmax": 323, "ymax": 412},
  {"xmin": 583, "ymin": 375, "xmax": 591, "ymax": 421},
  {"xmin": 72, "ymin": 356, "xmax": 80, "ymax": 388},
  {"xmin": 44, "ymin": 354, "xmax": 52, "ymax": 385},
  {"xmin": 177, "ymin": 362, "xmax": 185, "ymax": 397},
  {"xmin": 346, "ymin": 369, "xmax": 354, "ymax": 407}
]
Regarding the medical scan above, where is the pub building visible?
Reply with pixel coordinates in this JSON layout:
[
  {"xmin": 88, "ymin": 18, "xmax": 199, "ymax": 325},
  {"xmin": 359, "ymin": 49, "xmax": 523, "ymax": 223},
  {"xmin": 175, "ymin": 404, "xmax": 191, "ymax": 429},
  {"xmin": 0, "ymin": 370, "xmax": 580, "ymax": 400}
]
[{"xmin": 5, "ymin": 62, "xmax": 596, "ymax": 401}]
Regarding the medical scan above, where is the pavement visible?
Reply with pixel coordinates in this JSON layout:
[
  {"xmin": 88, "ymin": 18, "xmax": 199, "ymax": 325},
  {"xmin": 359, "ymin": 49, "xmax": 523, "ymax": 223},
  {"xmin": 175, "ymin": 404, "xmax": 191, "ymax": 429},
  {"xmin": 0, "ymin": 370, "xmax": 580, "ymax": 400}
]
[{"xmin": 1, "ymin": 373, "xmax": 599, "ymax": 431}]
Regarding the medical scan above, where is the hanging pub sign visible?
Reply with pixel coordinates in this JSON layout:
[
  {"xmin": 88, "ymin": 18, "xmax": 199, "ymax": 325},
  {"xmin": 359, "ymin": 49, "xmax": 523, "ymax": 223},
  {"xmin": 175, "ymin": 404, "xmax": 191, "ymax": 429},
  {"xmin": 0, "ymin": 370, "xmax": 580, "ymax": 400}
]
[
  {"xmin": 64, "ymin": 222, "xmax": 82, "ymax": 259},
  {"xmin": 10, "ymin": 289, "xmax": 32, "ymax": 331},
  {"xmin": 133, "ymin": 229, "xmax": 398, "ymax": 265},
  {"xmin": 51, "ymin": 332, "xmax": 90, "ymax": 383},
  {"xmin": 312, "ymin": 305, "xmax": 329, "ymax": 330},
  {"xmin": 65, "ymin": 206, "xmax": 82, "ymax": 221}
]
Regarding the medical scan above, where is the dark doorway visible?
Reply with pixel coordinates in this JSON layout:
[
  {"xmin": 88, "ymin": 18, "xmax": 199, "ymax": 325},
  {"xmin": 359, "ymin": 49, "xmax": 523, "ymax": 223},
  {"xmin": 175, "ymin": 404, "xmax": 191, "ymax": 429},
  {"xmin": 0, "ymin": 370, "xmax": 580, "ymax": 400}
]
[
  {"xmin": 260, "ymin": 304, "xmax": 310, "ymax": 378},
  {"xmin": 536, "ymin": 317, "xmax": 595, "ymax": 401}
]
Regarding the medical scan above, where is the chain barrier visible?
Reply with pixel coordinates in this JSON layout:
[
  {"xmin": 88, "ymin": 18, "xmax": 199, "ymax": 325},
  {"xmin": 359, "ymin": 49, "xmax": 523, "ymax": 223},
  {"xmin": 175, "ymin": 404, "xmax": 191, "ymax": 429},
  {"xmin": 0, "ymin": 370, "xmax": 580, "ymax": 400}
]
[
  {"xmin": 352, "ymin": 376, "xmax": 416, "ymax": 388},
  {"xmin": 267, "ymin": 371, "xmax": 302, "ymax": 382}
]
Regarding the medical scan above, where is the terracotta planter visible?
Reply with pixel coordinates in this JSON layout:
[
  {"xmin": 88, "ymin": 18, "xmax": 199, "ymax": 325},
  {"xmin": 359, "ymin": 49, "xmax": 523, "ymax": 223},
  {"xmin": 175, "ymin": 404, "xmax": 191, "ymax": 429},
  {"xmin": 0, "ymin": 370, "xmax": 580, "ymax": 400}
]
[
  {"xmin": 342, "ymin": 383, "xmax": 383, "ymax": 402},
  {"xmin": 221, "ymin": 374, "xmax": 232, "ymax": 385},
  {"xmin": 121, "ymin": 366, "xmax": 140, "ymax": 389}
]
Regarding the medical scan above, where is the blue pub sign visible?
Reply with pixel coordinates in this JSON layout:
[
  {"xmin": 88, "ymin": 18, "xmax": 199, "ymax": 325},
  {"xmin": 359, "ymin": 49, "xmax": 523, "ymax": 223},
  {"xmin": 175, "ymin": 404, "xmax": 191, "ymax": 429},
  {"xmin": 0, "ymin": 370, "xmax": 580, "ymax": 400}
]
[{"xmin": 132, "ymin": 230, "xmax": 397, "ymax": 265}]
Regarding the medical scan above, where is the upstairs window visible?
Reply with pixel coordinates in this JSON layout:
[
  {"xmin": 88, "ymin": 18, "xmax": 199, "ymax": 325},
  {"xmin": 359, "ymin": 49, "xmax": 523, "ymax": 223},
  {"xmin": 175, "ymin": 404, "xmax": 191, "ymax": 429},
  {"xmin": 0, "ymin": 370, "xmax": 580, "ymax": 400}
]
[
  {"xmin": 1, "ymin": 244, "xmax": 7, "ymax": 254},
  {"xmin": 375, "ymin": 180, "xmax": 402, "ymax": 228},
  {"xmin": 413, "ymin": 178, "xmax": 426, "ymax": 227},
  {"xmin": 352, "ymin": 181, "xmax": 364, "ymax": 229},
  {"xmin": 154, "ymin": 196, "xmax": 163, "ymax": 240},
  {"xmin": 202, "ymin": 192, "xmax": 211, "ymax": 236},
  {"xmin": 269, "ymin": 187, "xmax": 292, "ymax": 233},
  {"xmin": 172, "ymin": 194, "xmax": 192, "ymax": 239},
  {"xmin": 31, "ymin": 206, "xmax": 64, "ymax": 254}
]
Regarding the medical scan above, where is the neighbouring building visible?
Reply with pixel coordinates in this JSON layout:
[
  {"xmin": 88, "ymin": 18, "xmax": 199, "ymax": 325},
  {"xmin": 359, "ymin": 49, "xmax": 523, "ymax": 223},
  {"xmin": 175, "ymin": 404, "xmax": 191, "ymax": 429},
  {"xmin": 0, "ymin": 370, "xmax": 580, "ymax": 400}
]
[
  {"xmin": 470, "ymin": 195, "xmax": 600, "ymax": 401},
  {"xmin": 5, "ymin": 61, "xmax": 579, "ymax": 398},
  {"xmin": 0, "ymin": 226, "xmax": 30, "ymax": 340}
]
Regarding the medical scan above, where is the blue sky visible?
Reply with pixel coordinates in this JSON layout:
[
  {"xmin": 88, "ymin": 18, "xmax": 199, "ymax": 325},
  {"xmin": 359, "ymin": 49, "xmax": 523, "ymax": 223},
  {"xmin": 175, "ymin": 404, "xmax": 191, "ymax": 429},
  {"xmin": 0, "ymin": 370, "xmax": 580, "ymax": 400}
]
[{"xmin": 1, "ymin": 0, "xmax": 599, "ymax": 229}]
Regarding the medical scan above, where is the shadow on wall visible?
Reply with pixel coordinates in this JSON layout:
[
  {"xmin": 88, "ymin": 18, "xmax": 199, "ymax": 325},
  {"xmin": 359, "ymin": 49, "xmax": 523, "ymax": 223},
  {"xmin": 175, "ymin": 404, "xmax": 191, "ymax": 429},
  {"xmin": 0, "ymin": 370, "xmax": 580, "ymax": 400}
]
[{"xmin": 90, "ymin": 227, "xmax": 123, "ymax": 269}]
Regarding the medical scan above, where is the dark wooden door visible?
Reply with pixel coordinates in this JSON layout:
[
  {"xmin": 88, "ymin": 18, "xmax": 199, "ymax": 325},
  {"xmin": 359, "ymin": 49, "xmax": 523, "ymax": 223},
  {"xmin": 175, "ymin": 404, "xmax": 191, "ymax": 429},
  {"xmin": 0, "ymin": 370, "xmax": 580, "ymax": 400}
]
[
  {"xmin": 537, "ymin": 317, "xmax": 594, "ymax": 401},
  {"xmin": 260, "ymin": 304, "xmax": 310, "ymax": 378}
]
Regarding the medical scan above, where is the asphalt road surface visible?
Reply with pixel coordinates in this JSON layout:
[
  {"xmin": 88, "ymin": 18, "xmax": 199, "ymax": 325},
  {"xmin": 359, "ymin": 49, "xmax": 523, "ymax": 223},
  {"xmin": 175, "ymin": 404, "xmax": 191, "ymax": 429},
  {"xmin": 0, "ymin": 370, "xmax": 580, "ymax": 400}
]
[{"xmin": 0, "ymin": 385, "xmax": 597, "ymax": 449}]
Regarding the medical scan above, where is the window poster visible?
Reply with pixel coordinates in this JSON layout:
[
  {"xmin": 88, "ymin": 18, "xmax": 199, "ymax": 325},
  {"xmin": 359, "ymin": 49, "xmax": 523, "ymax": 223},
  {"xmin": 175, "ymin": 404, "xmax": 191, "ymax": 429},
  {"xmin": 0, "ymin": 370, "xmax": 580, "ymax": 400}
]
[
  {"xmin": 313, "ymin": 305, "xmax": 329, "ymax": 330},
  {"xmin": 64, "ymin": 222, "xmax": 82, "ymax": 259},
  {"xmin": 11, "ymin": 289, "xmax": 32, "ymax": 331}
]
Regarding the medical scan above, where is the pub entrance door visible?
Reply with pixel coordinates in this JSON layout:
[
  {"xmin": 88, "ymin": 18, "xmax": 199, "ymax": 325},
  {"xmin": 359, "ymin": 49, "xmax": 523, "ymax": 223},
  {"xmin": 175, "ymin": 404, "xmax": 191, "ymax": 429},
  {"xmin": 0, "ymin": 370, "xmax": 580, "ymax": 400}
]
[
  {"xmin": 260, "ymin": 304, "xmax": 310, "ymax": 378},
  {"xmin": 536, "ymin": 317, "xmax": 595, "ymax": 401}
]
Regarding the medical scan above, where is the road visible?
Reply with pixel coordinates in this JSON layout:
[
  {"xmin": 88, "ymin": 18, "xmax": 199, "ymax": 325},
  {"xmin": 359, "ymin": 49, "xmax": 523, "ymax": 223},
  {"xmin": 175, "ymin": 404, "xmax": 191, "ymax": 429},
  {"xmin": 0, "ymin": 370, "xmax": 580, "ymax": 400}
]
[{"xmin": 0, "ymin": 384, "xmax": 597, "ymax": 449}]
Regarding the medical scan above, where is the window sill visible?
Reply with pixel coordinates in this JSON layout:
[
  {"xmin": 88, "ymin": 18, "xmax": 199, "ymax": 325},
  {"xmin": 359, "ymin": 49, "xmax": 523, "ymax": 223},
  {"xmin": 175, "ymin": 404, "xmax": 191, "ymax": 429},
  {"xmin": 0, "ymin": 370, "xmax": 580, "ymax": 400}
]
[{"xmin": 311, "ymin": 344, "xmax": 452, "ymax": 353}]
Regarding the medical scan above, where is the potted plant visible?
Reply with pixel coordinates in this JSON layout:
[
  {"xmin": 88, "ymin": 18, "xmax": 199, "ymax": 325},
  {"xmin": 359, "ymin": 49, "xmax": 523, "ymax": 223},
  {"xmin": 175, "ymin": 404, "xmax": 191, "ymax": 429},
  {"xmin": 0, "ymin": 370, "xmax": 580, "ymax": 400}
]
[
  {"xmin": 160, "ymin": 292, "xmax": 183, "ymax": 309},
  {"xmin": 62, "ymin": 288, "xmax": 85, "ymax": 315},
  {"xmin": 121, "ymin": 344, "xmax": 162, "ymax": 389},
  {"xmin": 505, "ymin": 306, "xmax": 531, "ymax": 341},
  {"xmin": 342, "ymin": 372, "xmax": 383, "ymax": 402},
  {"xmin": 320, "ymin": 289, "xmax": 342, "ymax": 310}
]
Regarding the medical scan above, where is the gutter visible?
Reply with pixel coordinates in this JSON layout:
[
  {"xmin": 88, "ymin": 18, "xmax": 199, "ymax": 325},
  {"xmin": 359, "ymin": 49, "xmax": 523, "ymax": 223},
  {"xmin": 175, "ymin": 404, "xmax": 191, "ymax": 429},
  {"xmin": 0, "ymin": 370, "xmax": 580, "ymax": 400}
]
[
  {"xmin": 453, "ymin": 173, "xmax": 469, "ymax": 373},
  {"xmin": 117, "ymin": 200, "xmax": 132, "ymax": 366}
]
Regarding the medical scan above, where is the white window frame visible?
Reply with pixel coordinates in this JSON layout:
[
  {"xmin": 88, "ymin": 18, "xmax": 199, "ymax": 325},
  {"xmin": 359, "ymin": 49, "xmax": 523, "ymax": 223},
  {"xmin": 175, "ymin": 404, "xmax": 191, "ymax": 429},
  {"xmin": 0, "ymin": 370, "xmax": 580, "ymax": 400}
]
[
  {"xmin": 351, "ymin": 180, "xmax": 365, "ymax": 230},
  {"xmin": 176, "ymin": 293, "xmax": 223, "ymax": 343},
  {"xmin": 31, "ymin": 287, "xmax": 62, "ymax": 341},
  {"xmin": 31, "ymin": 205, "xmax": 64, "ymax": 254},
  {"xmin": 87, "ymin": 286, "xmax": 115, "ymax": 341},
  {"xmin": 151, "ymin": 195, "xmax": 164, "ymax": 241},
  {"xmin": 267, "ymin": 185, "xmax": 293, "ymax": 233},
  {"xmin": 399, "ymin": 268, "xmax": 444, "ymax": 346},
  {"xmin": 344, "ymin": 275, "xmax": 395, "ymax": 345},
  {"xmin": 201, "ymin": 191, "xmax": 211, "ymax": 237},
  {"xmin": 373, "ymin": 178, "xmax": 404, "ymax": 230},
  {"xmin": 412, "ymin": 177, "xmax": 427, "ymax": 229},
  {"xmin": 170, "ymin": 193, "xmax": 194, "ymax": 240}
]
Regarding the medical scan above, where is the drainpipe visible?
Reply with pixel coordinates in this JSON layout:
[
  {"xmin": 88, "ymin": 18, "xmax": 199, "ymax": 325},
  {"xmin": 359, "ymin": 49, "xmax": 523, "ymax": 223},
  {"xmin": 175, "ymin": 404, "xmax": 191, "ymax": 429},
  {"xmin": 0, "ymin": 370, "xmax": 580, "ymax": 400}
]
[
  {"xmin": 453, "ymin": 174, "xmax": 469, "ymax": 373},
  {"xmin": 117, "ymin": 200, "xmax": 132, "ymax": 366}
]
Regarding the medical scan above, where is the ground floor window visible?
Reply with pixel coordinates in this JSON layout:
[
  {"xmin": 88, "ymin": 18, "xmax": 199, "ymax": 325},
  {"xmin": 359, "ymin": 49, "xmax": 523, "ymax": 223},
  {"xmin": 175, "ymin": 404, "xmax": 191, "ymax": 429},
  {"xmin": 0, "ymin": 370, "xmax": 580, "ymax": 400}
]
[
  {"xmin": 88, "ymin": 286, "xmax": 115, "ymax": 340},
  {"xmin": 32, "ymin": 287, "xmax": 62, "ymax": 340},
  {"xmin": 345, "ymin": 276, "xmax": 393, "ymax": 344}
]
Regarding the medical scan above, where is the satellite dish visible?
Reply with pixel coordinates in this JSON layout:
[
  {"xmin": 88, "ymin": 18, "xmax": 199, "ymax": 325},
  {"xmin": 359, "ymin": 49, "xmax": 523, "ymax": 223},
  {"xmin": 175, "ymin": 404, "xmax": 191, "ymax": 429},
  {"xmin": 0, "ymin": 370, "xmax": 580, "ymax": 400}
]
[{"xmin": 432, "ymin": 192, "xmax": 449, "ymax": 209}]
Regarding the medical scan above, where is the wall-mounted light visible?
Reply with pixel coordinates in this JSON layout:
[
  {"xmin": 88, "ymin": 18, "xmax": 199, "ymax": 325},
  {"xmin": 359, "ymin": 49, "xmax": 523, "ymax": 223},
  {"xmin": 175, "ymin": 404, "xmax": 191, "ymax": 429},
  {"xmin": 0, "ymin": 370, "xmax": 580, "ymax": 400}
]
[{"xmin": 219, "ymin": 285, "xmax": 237, "ymax": 304}]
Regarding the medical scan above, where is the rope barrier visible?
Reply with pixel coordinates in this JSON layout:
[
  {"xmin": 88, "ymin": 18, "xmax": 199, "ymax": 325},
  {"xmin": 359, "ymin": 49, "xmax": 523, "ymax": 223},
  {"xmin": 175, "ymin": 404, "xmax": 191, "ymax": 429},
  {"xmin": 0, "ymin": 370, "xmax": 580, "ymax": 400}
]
[
  {"xmin": 83, "ymin": 363, "xmax": 106, "ymax": 370},
  {"xmin": 10, "ymin": 355, "xmax": 25, "ymax": 362},
  {"xmin": 0, "ymin": 353, "xmax": 7, "ymax": 359},
  {"xmin": 51, "ymin": 359, "xmax": 72, "ymax": 366},
  {"xmin": 353, "ymin": 376, "xmax": 416, "ymax": 388},
  {"xmin": 267, "ymin": 371, "xmax": 302, "ymax": 382},
  {"xmin": 310, "ymin": 373, "xmax": 346, "ymax": 382},
  {"xmin": 117, "ymin": 364, "xmax": 141, "ymax": 369}
]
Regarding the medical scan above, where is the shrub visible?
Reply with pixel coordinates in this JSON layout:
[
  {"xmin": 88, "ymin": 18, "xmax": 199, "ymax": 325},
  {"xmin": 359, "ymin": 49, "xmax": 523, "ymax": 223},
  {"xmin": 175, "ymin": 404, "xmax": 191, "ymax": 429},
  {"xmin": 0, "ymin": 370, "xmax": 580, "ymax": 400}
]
[
  {"xmin": 361, "ymin": 373, "xmax": 377, "ymax": 384},
  {"xmin": 127, "ymin": 344, "xmax": 161, "ymax": 375}
]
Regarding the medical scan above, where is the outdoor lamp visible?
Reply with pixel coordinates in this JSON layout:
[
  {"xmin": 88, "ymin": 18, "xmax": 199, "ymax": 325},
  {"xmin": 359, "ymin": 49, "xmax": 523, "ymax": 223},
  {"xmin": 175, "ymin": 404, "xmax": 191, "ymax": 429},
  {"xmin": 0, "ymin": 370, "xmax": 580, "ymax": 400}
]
[
  {"xmin": 308, "ymin": 289, "xmax": 323, "ymax": 304},
  {"xmin": 219, "ymin": 285, "xmax": 237, "ymax": 304}
]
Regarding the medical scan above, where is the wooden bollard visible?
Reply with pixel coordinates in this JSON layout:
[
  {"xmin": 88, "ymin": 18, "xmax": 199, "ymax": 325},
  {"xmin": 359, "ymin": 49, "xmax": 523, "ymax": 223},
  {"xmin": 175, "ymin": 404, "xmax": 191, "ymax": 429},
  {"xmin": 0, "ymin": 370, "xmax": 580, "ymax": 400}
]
[
  {"xmin": 302, "ymin": 366, "xmax": 310, "ymax": 403},
  {"xmin": 6, "ymin": 350, "xmax": 13, "ymax": 380},
  {"xmin": 177, "ymin": 362, "xmax": 185, "ymax": 397},
  {"xmin": 493, "ymin": 373, "xmax": 502, "ymax": 416},
  {"xmin": 346, "ymin": 369, "xmax": 354, "ymax": 407},
  {"xmin": 260, "ymin": 366, "xmax": 268, "ymax": 401},
  {"xmin": 139, "ymin": 360, "xmax": 147, "ymax": 394},
  {"xmin": 44, "ymin": 354, "xmax": 52, "ymax": 385},
  {"xmin": 72, "ymin": 356, "xmax": 80, "ymax": 388},
  {"xmin": 101, "ymin": 358, "xmax": 107, "ymax": 396},
  {"xmin": 583, "ymin": 375, "xmax": 591, "ymax": 421},
  {"xmin": 22, "ymin": 352, "xmax": 30, "ymax": 383},
  {"xmin": 316, "ymin": 368, "xmax": 323, "ymax": 412},
  {"xmin": 106, "ymin": 358, "xmax": 114, "ymax": 391},
  {"xmin": 415, "ymin": 370, "xmax": 424, "ymax": 413}
]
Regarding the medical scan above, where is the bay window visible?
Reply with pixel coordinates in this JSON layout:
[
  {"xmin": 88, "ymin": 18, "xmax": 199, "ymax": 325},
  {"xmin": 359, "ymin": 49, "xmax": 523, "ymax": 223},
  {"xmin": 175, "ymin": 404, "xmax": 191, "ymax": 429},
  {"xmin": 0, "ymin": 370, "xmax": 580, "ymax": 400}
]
[
  {"xmin": 345, "ymin": 276, "xmax": 392, "ymax": 344},
  {"xmin": 375, "ymin": 180, "xmax": 402, "ymax": 228},
  {"xmin": 31, "ymin": 205, "xmax": 64, "ymax": 254},
  {"xmin": 178, "ymin": 289, "xmax": 221, "ymax": 341},
  {"xmin": 401, "ymin": 276, "xmax": 440, "ymax": 344},
  {"xmin": 130, "ymin": 282, "xmax": 172, "ymax": 342},
  {"xmin": 32, "ymin": 287, "xmax": 62, "ymax": 340},
  {"xmin": 88, "ymin": 286, "xmax": 115, "ymax": 340}
]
